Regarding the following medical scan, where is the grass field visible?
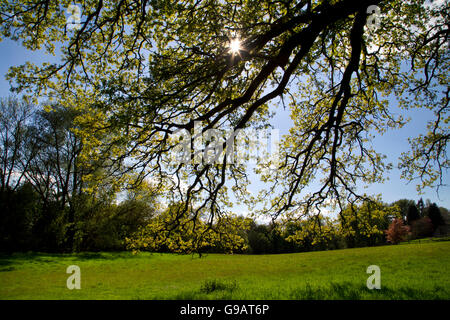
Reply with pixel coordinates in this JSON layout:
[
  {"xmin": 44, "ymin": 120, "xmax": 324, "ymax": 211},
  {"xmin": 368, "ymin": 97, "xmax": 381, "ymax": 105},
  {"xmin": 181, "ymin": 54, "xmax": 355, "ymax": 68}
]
[{"xmin": 1, "ymin": 241, "xmax": 449, "ymax": 300}]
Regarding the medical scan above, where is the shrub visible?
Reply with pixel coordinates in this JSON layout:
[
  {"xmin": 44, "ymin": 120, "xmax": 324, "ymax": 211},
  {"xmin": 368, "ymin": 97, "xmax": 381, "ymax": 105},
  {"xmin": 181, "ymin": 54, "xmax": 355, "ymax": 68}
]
[{"xmin": 200, "ymin": 279, "xmax": 237, "ymax": 294}]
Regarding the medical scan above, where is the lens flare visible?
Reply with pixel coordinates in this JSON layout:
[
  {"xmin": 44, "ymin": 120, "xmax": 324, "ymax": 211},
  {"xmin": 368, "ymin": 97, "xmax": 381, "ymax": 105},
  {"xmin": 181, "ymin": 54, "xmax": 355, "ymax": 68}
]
[{"xmin": 229, "ymin": 38, "xmax": 241, "ymax": 54}]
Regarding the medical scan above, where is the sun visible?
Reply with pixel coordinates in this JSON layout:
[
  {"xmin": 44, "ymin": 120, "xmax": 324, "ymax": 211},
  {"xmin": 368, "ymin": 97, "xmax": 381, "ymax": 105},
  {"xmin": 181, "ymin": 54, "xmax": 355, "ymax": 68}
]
[{"xmin": 229, "ymin": 38, "xmax": 241, "ymax": 55}]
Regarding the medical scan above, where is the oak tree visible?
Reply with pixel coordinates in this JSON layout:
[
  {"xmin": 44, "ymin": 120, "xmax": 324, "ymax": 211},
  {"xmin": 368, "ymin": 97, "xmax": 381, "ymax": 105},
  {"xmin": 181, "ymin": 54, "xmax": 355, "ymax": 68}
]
[{"xmin": 1, "ymin": 0, "xmax": 448, "ymax": 252}]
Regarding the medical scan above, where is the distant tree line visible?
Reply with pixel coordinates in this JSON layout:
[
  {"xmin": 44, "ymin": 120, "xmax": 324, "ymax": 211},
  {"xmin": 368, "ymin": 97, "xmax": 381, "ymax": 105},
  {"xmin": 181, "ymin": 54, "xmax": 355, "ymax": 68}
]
[
  {"xmin": 0, "ymin": 97, "xmax": 448, "ymax": 254},
  {"xmin": 240, "ymin": 199, "xmax": 448, "ymax": 254}
]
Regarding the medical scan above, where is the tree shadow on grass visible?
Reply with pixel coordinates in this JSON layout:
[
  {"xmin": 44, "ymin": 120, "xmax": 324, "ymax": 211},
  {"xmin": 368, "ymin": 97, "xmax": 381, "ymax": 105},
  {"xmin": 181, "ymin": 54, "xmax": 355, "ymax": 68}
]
[
  {"xmin": 0, "ymin": 253, "xmax": 22, "ymax": 271},
  {"xmin": 372, "ymin": 285, "xmax": 448, "ymax": 300},
  {"xmin": 0, "ymin": 258, "xmax": 15, "ymax": 272},
  {"xmin": 0, "ymin": 251, "xmax": 146, "ymax": 269},
  {"xmin": 63, "ymin": 251, "xmax": 162, "ymax": 261},
  {"xmin": 289, "ymin": 282, "xmax": 364, "ymax": 300},
  {"xmin": 288, "ymin": 282, "xmax": 448, "ymax": 300},
  {"xmin": 141, "ymin": 281, "xmax": 449, "ymax": 300},
  {"xmin": 74, "ymin": 252, "xmax": 125, "ymax": 260}
]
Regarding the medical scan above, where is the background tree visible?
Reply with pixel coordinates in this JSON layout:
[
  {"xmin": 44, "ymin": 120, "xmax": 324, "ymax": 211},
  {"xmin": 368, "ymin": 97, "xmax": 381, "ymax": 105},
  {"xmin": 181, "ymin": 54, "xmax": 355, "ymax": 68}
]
[
  {"xmin": 439, "ymin": 207, "xmax": 449, "ymax": 217},
  {"xmin": 426, "ymin": 203, "xmax": 445, "ymax": 230},
  {"xmin": 392, "ymin": 199, "xmax": 416, "ymax": 222},
  {"xmin": 0, "ymin": 97, "xmax": 38, "ymax": 251},
  {"xmin": 337, "ymin": 199, "xmax": 399, "ymax": 248},
  {"xmin": 0, "ymin": 96, "xmax": 152, "ymax": 252},
  {"xmin": 285, "ymin": 214, "xmax": 338, "ymax": 251},
  {"xmin": 406, "ymin": 204, "xmax": 421, "ymax": 225},
  {"xmin": 0, "ymin": 182, "xmax": 38, "ymax": 252},
  {"xmin": 409, "ymin": 216, "xmax": 434, "ymax": 239},
  {"xmin": 0, "ymin": 96, "xmax": 36, "ymax": 192},
  {"xmin": 417, "ymin": 198, "xmax": 425, "ymax": 217},
  {"xmin": 246, "ymin": 222, "xmax": 273, "ymax": 254}
]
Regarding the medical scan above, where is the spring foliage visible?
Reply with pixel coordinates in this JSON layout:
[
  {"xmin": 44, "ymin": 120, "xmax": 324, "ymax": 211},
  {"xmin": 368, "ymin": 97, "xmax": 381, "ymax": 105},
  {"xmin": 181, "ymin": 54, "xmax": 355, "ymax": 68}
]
[
  {"xmin": 126, "ymin": 203, "xmax": 250, "ymax": 254},
  {"xmin": 0, "ymin": 0, "xmax": 448, "ymax": 252}
]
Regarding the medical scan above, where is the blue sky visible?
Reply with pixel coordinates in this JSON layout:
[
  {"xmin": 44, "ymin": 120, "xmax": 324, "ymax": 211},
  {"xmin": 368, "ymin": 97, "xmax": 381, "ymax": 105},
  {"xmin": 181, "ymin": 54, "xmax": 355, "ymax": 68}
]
[
  {"xmin": 268, "ymin": 96, "xmax": 450, "ymax": 208},
  {"xmin": 0, "ymin": 37, "xmax": 448, "ymax": 212}
]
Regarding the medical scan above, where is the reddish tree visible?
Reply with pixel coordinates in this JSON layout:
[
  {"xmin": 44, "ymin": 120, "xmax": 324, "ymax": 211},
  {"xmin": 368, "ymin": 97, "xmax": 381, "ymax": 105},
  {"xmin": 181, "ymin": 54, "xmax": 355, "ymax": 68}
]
[{"xmin": 385, "ymin": 219, "xmax": 411, "ymax": 244}]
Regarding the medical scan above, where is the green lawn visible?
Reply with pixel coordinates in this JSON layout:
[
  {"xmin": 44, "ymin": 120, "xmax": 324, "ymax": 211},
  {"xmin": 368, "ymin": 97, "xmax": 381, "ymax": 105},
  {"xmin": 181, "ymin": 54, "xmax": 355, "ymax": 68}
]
[{"xmin": 1, "ymin": 241, "xmax": 449, "ymax": 300}]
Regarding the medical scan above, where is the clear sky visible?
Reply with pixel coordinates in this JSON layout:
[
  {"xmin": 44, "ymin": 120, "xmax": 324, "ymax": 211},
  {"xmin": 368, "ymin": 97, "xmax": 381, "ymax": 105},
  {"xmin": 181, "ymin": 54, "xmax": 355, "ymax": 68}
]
[
  {"xmin": 267, "ymin": 96, "xmax": 450, "ymax": 208},
  {"xmin": 0, "ymin": 37, "xmax": 448, "ymax": 213}
]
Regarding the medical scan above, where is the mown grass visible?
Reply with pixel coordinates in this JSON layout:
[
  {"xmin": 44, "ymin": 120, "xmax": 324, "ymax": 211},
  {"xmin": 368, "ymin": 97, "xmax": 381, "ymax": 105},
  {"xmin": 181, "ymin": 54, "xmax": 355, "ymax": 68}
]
[{"xmin": 0, "ymin": 241, "xmax": 449, "ymax": 300}]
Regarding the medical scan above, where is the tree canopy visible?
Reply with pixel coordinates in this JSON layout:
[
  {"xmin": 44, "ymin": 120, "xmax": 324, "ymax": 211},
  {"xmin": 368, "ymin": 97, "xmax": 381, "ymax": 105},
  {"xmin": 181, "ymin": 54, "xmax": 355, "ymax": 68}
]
[{"xmin": 0, "ymin": 0, "xmax": 448, "ymax": 252}]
